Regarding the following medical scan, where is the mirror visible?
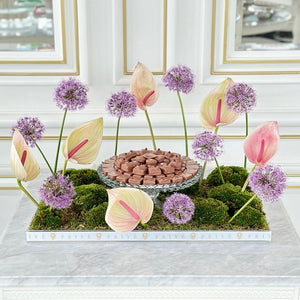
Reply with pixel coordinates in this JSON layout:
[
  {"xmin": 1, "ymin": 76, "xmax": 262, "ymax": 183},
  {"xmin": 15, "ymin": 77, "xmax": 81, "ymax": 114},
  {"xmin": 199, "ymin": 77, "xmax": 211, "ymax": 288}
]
[
  {"xmin": 235, "ymin": 0, "xmax": 300, "ymax": 51},
  {"xmin": 0, "ymin": 0, "xmax": 54, "ymax": 52}
]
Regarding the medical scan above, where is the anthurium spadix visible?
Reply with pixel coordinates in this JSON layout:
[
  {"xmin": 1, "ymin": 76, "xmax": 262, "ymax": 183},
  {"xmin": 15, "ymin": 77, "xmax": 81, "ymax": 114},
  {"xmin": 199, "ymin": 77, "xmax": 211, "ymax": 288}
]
[
  {"xmin": 62, "ymin": 118, "xmax": 103, "ymax": 164},
  {"xmin": 105, "ymin": 188, "xmax": 154, "ymax": 232},
  {"xmin": 130, "ymin": 62, "xmax": 159, "ymax": 110},
  {"xmin": 10, "ymin": 129, "xmax": 40, "ymax": 182},
  {"xmin": 200, "ymin": 78, "xmax": 239, "ymax": 131},
  {"xmin": 244, "ymin": 121, "xmax": 279, "ymax": 167}
]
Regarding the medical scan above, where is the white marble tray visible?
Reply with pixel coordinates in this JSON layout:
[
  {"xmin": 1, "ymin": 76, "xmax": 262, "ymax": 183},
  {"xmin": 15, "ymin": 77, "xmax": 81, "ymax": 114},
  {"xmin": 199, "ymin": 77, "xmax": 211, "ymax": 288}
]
[
  {"xmin": 3, "ymin": 197, "xmax": 300, "ymax": 288},
  {"xmin": 26, "ymin": 229, "xmax": 271, "ymax": 242}
]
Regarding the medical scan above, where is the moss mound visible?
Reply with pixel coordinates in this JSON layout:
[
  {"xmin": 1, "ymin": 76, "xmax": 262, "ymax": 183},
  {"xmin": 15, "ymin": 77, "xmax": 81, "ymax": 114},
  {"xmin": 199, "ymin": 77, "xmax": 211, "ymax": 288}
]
[
  {"xmin": 193, "ymin": 197, "xmax": 229, "ymax": 224},
  {"xmin": 85, "ymin": 202, "xmax": 108, "ymax": 227},
  {"xmin": 180, "ymin": 180, "xmax": 210, "ymax": 198},
  {"xmin": 64, "ymin": 168, "xmax": 103, "ymax": 186},
  {"xmin": 30, "ymin": 202, "xmax": 62, "ymax": 230},
  {"xmin": 206, "ymin": 166, "xmax": 249, "ymax": 187},
  {"xmin": 74, "ymin": 183, "xmax": 108, "ymax": 211},
  {"xmin": 207, "ymin": 183, "xmax": 263, "ymax": 214},
  {"xmin": 232, "ymin": 206, "xmax": 267, "ymax": 228}
]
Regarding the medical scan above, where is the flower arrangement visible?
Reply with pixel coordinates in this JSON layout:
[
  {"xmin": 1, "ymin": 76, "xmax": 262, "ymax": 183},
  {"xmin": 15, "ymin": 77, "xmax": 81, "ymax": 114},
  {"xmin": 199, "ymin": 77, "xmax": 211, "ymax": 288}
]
[{"xmin": 10, "ymin": 64, "xmax": 287, "ymax": 236}]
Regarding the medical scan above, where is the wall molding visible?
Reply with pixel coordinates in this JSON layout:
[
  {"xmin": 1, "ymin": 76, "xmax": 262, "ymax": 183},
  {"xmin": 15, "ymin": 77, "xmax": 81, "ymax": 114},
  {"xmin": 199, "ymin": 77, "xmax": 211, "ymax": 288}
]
[
  {"xmin": 209, "ymin": 0, "xmax": 300, "ymax": 79},
  {"xmin": 122, "ymin": 0, "xmax": 167, "ymax": 75},
  {"xmin": 0, "ymin": 0, "xmax": 80, "ymax": 77}
]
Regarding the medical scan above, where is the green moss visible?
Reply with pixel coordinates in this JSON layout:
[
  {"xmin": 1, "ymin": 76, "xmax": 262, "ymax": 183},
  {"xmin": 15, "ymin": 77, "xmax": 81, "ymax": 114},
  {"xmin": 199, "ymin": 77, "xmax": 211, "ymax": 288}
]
[
  {"xmin": 85, "ymin": 202, "xmax": 108, "ymax": 228},
  {"xmin": 207, "ymin": 183, "xmax": 263, "ymax": 214},
  {"xmin": 29, "ymin": 167, "xmax": 269, "ymax": 231},
  {"xmin": 193, "ymin": 197, "xmax": 229, "ymax": 224},
  {"xmin": 74, "ymin": 183, "xmax": 108, "ymax": 211},
  {"xmin": 29, "ymin": 202, "xmax": 62, "ymax": 230},
  {"xmin": 180, "ymin": 180, "xmax": 210, "ymax": 198},
  {"xmin": 232, "ymin": 206, "xmax": 268, "ymax": 228},
  {"xmin": 206, "ymin": 166, "xmax": 249, "ymax": 187},
  {"xmin": 64, "ymin": 168, "xmax": 103, "ymax": 186}
]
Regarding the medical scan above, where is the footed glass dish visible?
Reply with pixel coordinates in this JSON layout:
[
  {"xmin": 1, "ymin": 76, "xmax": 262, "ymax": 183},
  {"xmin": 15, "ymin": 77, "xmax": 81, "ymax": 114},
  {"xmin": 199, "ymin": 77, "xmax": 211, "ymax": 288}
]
[{"xmin": 97, "ymin": 163, "xmax": 202, "ymax": 206}]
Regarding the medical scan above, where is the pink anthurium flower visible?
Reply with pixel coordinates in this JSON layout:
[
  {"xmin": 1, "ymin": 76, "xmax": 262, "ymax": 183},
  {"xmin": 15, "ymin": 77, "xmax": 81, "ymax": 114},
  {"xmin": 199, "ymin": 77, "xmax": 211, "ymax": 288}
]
[
  {"xmin": 10, "ymin": 129, "xmax": 40, "ymax": 182},
  {"xmin": 130, "ymin": 62, "xmax": 159, "ymax": 110},
  {"xmin": 105, "ymin": 187, "xmax": 154, "ymax": 232},
  {"xmin": 130, "ymin": 62, "xmax": 158, "ymax": 150},
  {"xmin": 62, "ymin": 117, "xmax": 103, "ymax": 164},
  {"xmin": 200, "ymin": 78, "xmax": 239, "ymax": 131},
  {"xmin": 244, "ymin": 121, "xmax": 280, "ymax": 167}
]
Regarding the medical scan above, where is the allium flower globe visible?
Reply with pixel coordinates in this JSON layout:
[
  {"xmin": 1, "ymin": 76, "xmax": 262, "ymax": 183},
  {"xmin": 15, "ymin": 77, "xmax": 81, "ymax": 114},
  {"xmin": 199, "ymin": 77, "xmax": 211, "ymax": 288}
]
[
  {"xmin": 162, "ymin": 65, "xmax": 194, "ymax": 94},
  {"xmin": 249, "ymin": 165, "xmax": 286, "ymax": 202},
  {"xmin": 163, "ymin": 193, "xmax": 195, "ymax": 224},
  {"xmin": 54, "ymin": 77, "xmax": 88, "ymax": 111},
  {"xmin": 192, "ymin": 131, "xmax": 224, "ymax": 162},
  {"xmin": 106, "ymin": 91, "xmax": 137, "ymax": 118},
  {"xmin": 12, "ymin": 117, "xmax": 44, "ymax": 148},
  {"xmin": 40, "ymin": 173, "xmax": 76, "ymax": 209},
  {"xmin": 226, "ymin": 83, "xmax": 256, "ymax": 114}
]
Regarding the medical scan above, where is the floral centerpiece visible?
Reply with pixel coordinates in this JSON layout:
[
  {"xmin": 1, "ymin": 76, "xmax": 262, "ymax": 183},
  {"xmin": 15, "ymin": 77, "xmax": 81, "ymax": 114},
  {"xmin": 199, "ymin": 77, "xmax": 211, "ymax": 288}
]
[{"xmin": 10, "ymin": 63, "xmax": 286, "ymax": 241}]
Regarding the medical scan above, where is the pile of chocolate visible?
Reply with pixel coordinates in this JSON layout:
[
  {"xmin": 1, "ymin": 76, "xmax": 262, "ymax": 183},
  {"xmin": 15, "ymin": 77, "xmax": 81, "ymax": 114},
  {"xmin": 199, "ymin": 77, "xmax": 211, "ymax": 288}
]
[{"xmin": 101, "ymin": 149, "xmax": 199, "ymax": 185}]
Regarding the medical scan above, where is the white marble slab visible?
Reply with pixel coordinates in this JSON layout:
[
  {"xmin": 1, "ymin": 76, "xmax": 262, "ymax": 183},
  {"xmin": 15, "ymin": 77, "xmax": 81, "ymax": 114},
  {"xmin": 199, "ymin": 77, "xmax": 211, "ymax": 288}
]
[{"xmin": 0, "ymin": 193, "xmax": 300, "ymax": 287}]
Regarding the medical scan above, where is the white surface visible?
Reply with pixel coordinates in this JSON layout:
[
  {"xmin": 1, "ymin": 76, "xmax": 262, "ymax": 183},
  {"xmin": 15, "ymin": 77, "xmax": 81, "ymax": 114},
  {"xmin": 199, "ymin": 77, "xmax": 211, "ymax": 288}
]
[
  {"xmin": 0, "ymin": 286, "xmax": 299, "ymax": 300},
  {"xmin": 0, "ymin": 190, "xmax": 21, "ymax": 243}
]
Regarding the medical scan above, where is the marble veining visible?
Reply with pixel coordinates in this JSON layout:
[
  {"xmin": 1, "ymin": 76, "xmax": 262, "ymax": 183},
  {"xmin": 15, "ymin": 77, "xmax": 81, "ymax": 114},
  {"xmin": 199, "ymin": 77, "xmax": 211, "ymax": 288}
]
[{"xmin": 0, "ymin": 192, "xmax": 300, "ymax": 287}]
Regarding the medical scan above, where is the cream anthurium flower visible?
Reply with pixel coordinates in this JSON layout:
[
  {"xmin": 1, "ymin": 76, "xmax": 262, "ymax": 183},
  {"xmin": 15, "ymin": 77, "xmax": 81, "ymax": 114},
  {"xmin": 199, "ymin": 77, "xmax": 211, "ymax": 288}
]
[
  {"xmin": 130, "ymin": 62, "xmax": 159, "ymax": 110},
  {"xmin": 200, "ymin": 78, "xmax": 239, "ymax": 130},
  {"xmin": 10, "ymin": 129, "xmax": 40, "ymax": 182},
  {"xmin": 62, "ymin": 117, "xmax": 103, "ymax": 164},
  {"xmin": 105, "ymin": 187, "xmax": 154, "ymax": 232}
]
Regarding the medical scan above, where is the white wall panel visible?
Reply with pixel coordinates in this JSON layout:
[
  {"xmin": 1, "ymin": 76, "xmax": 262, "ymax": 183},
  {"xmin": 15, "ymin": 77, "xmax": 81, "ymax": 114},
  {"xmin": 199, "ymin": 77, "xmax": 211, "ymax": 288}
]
[{"xmin": 125, "ymin": 0, "xmax": 165, "ymax": 72}]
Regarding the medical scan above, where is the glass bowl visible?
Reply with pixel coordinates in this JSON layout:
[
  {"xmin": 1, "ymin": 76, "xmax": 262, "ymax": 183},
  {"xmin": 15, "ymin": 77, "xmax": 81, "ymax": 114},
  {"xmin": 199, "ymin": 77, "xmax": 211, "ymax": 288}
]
[{"xmin": 97, "ymin": 163, "xmax": 202, "ymax": 207}]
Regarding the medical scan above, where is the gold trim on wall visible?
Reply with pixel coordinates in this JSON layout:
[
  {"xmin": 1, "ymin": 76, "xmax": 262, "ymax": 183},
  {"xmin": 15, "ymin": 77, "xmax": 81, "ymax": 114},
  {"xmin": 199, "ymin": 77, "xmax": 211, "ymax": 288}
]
[
  {"xmin": 0, "ymin": 187, "xmax": 19, "ymax": 190},
  {"xmin": 0, "ymin": 0, "xmax": 80, "ymax": 76},
  {"xmin": 211, "ymin": 0, "xmax": 300, "ymax": 75},
  {"xmin": 2, "ymin": 135, "xmax": 300, "ymax": 141},
  {"xmin": 123, "ymin": 0, "xmax": 167, "ymax": 75}
]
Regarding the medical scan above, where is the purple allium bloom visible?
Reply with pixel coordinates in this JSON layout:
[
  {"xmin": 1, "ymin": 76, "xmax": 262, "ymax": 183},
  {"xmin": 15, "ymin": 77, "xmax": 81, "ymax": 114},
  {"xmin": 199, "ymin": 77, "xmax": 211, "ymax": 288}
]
[
  {"xmin": 12, "ymin": 116, "xmax": 44, "ymax": 148},
  {"xmin": 192, "ymin": 131, "xmax": 224, "ymax": 162},
  {"xmin": 162, "ymin": 65, "xmax": 194, "ymax": 94},
  {"xmin": 54, "ymin": 77, "xmax": 88, "ymax": 111},
  {"xmin": 106, "ymin": 91, "xmax": 137, "ymax": 118},
  {"xmin": 40, "ymin": 173, "xmax": 76, "ymax": 209},
  {"xmin": 249, "ymin": 165, "xmax": 286, "ymax": 202},
  {"xmin": 225, "ymin": 83, "xmax": 256, "ymax": 114},
  {"xmin": 163, "ymin": 193, "xmax": 195, "ymax": 224}
]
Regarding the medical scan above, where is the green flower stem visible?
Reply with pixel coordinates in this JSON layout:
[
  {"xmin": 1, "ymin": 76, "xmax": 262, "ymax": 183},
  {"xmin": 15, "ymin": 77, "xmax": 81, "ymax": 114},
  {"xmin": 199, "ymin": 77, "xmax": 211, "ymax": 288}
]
[
  {"xmin": 244, "ymin": 112, "xmax": 249, "ymax": 169},
  {"xmin": 62, "ymin": 159, "xmax": 68, "ymax": 175},
  {"xmin": 139, "ymin": 220, "xmax": 147, "ymax": 228},
  {"xmin": 114, "ymin": 116, "xmax": 121, "ymax": 156},
  {"xmin": 241, "ymin": 163, "xmax": 258, "ymax": 192},
  {"xmin": 54, "ymin": 109, "xmax": 68, "ymax": 173},
  {"xmin": 17, "ymin": 179, "xmax": 39, "ymax": 207},
  {"xmin": 228, "ymin": 193, "xmax": 256, "ymax": 223},
  {"xmin": 214, "ymin": 157, "xmax": 225, "ymax": 184},
  {"xmin": 144, "ymin": 108, "xmax": 156, "ymax": 150},
  {"xmin": 200, "ymin": 160, "xmax": 207, "ymax": 183},
  {"xmin": 177, "ymin": 91, "xmax": 188, "ymax": 156},
  {"xmin": 214, "ymin": 126, "xmax": 219, "ymax": 134},
  {"xmin": 35, "ymin": 142, "xmax": 53, "ymax": 174}
]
